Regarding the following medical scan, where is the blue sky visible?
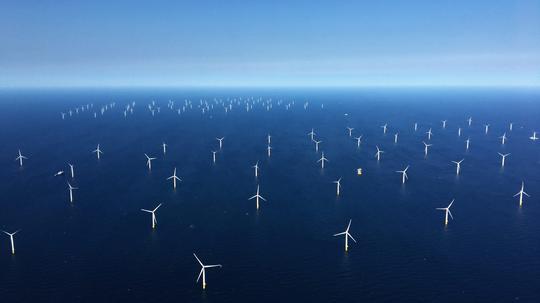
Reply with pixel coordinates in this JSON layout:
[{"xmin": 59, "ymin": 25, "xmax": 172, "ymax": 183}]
[{"xmin": 1, "ymin": 1, "xmax": 539, "ymax": 87}]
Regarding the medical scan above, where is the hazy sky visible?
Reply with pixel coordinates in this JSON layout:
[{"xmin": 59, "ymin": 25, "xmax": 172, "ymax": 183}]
[{"xmin": 1, "ymin": 1, "xmax": 539, "ymax": 87}]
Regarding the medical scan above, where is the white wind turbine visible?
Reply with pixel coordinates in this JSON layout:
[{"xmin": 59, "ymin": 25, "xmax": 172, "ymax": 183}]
[
  {"xmin": 499, "ymin": 133, "xmax": 507, "ymax": 145},
  {"xmin": 381, "ymin": 123, "xmax": 388, "ymax": 134},
  {"xmin": 162, "ymin": 142, "xmax": 167, "ymax": 154},
  {"xmin": 347, "ymin": 127, "xmax": 354, "ymax": 137},
  {"xmin": 514, "ymin": 182, "xmax": 530, "ymax": 207},
  {"xmin": 354, "ymin": 136, "xmax": 362, "ymax": 148},
  {"xmin": 396, "ymin": 165, "xmax": 409, "ymax": 184},
  {"xmin": 92, "ymin": 144, "xmax": 103, "ymax": 159},
  {"xmin": 167, "ymin": 167, "xmax": 182, "ymax": 189},
  {"xmin": 144, "ymin": 154, "xmax": 156, "ymax": 170},
  {"xmin": 318, "ymin": 152, "xmax": 329, "ymax": 168},
  {"xmin": 212, "ymin": 151, "xmax": 217, "ymax": 163},
  {"xmin": 467, "ymin": 117, "xmax": 472, "ymax": 126},
  {"xmin": 394, "ymin": 133, "xmax": 399, "ymax": 143},
  {"xmin": 465, "ymin": 138, "xmax": 471, "ymax": 150},
  {"xmin": 441, "ymin": 120, "xmax": 447, "ymax": 128},
  {"xmin": 267, "ymin": 145, "xmax": 272, "ymax": 157},
  {"xmin": 333, "ymin": 219, "xmax": 356, "ymax": 252},
  {"xmin": 68, "ymin": 163, "xmax": 75, "ymax": 178},
  {"xmin": 423, "ymin": 141, "xmax": 432, "ymax": 156},
  {"xmin": 458, "ymin": 127, "xmax": 462, "ymax": 137},
  {"xmin": 307, "ymin": 128, "xmax": 316, "ymax": 141},
  {"xmin": 141, "ymin": 203, "xmax": 162, "ymax": 229},
  {"xmin": 426, "ymin": 128, "xmax": 433, "ymax": 140},
  {"xmin": 414, "ymin": 122, "xmax": 418, "ymax": 131},
  {"xmin": 333, "ymin": 178, "xmax": 342, "ymax": 196},
  {"xmin": 452, "ymin": 159, "xmax": 464, "ymax": 175},
  {"xmin": 2, "ymin": 230, "xmax": 20, "ymax": 255},
  {"xmin": 67, "ymin": 182, "xmax": 78, "ymax": 203},
  {"xmin": 216, "ymin": 137, "xmax": 225, "ymax": 149},
  {"xmin": 498, "ymin": 153, "xmax": 510, "ymax": 167},
  {"xmin": 436, "ymin": 199, "xmax": 454, "ymax": 226},
  {"xmin": 267, "ymin": 134, "xmax": 271, "ymax": 145},
  {"xmin": 485, "ymin": 124, "xmax": 490, "ymax": 134},
  {"xmin": 253, "ymin": 161, "xmax": 259, "ymax": 177},
  {"xmin": 193, "ymin": 253, "xmax": 222, "ymax": 290},
  {"xmin": 314, "ymin": 140, "xmax": 322, "ymax": 152},
  {"xmin": 249, "ymin": 185, "xmax": 267, "ymax": 210},
  {"xmin": 509, "ymin": 122, "xmax": 513, "ymax": 131},
  {"xmin": 374, "ymin": 146, "xmax": 384, "ymax": 161},
  {"xmin": 529, "ymin": 131, "xmax": 538, "ymax": 141},
  {"xmin": 15, "ymin": 149, "xmax": 28, "ymax": 167}
]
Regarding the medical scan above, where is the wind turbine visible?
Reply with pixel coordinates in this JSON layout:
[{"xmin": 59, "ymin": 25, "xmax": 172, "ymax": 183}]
[
  {"xmin": 347, "ymin": 127, "xmax": 354, "ymax": 137},
  {"xmin": 465, "ymin": 138, "xmax": 471, "ymax": 150},
  {"xmin": 216, "ymin": 137, "xmax": 224, "ymax": 149},
  {"xmin": 396, "ymin": 165, "xmax": 409, "ymax": 184},
  {"xmin": 499, "ymin": 133, "xmax": 507, "ymax": 145},
  {"xmin": 249, "ymin": 185, "xmax": 267, "ymax": 210},
  {"xmin": 93, "ymin": 144, "xmax": 103, "ymax": 159},
  {"xmin": 267, "ymin": 134, "xmax": 271, "ymax": 145},
  {"xmin": 485, "ymin": 124, "xmax": 490, "ymax": 134},
  {"xmin": 514, "ymin": 182, "xmax": 530, "ymax": 207},
  {"xmin": 167, "ymin": 167, "xmax": 182, "ymax": 189},
  {"xmin": 436, "ymin": 199, "xmax": 454, "ymax": 226},
  {"xmin": 144, "ymin": 154, "xmax": 156, "ymax": 170},
  {"xmin": 141, "ymin": 203, "xmax": 162, "ymax": 229},
  {"xmin": 509, "ymin": 122, "xmax": 513, "ymax": 131},
  {"xmin": 441, "ymin": 120, "xmax": 447, "ymax": 128},
  {"xmin": 458, "ymin": 127, "xmax": 462, "ymax": 137},
  {"xmin": 67, "ymin": 182, "xmax": 78, "ymax": 203},
  {"xmin": 467, "ymin": 117, "xmax": 472, "ymax": 126},
  {"xmin": 162, "ymin": 142, "xmax": 167, "ymax": 154},
  {"xmin": 530, "ymin": 131, "xmax": 538, "ymax": 141},
  {"xmin": 394, "ymin": 133, "xmax": 399, "ymax": 144},
  {"xmin": 333, "ymin": 178, "xmax": 342, "ymax": 196},
  {"xmin": 374, "ymin": 146, "xmax": 384, "ymax": 161},
  {"xmin": 68, "ymin": 163, "xmax": 75, "ymax": 178},
  {"xmin": 414, "ymin": 122, "xmax": 418, "ymax": 131},
  {"xmin": 354, "ymin": 136, "xmax": 362, "ymax": 148},
  {"xmin": 498, "ymin": 153, "xmax": 510, "ymax": 167},
  {"xmin": 426, "ymin": 128, "xmax": 433, "ymax": 140},
  {"xmin": 193, "ymin": 253, "xmax": 222, "ymax": 290},
  {"xmin": 423, "ymin": 141, "xmax": 432, "ymax": 156},
  {"xmin": 314, "ymin": 140, "xmax": 322, "ymax": 152},
  {"xmin": 253, "ymin": 161, "xmax": 259, "ymax": 177},
  {"xmin": 333, "ymin": 219, "xmax": 356, "ymax": 252},
  {"xmin": 452, "ymin": 159, "xmax": 464, "ymax": 175},
  {"xmin": 212, "ymin": 151, "xmax": 217, "ymax": 163},
  {"xmin": 2, "ymin": 230, "xmax": 19, "ymax": 254},
  {"xmin": 318, "ymin": 152, "xmax": 329, "ymax": 168},
  {"xmin": 381, "ymin": 123, "xmax": 388, "ymax": 134},
  {"xmin": 307, "ymin": 128, "xmax": 316, "ymax": 141},
  {"xmin": 15, "ymin": 149, "xmax": 28, "ymax": 166},
  {"xmin": 267, "ymin": 145, "xmax": 272, "ymax": 157}
]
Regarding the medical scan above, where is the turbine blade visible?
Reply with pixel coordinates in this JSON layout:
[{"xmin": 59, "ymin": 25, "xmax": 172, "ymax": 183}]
[{"xmin": 193, "ymin": 253, "xmax": 204, "ymax": 266}]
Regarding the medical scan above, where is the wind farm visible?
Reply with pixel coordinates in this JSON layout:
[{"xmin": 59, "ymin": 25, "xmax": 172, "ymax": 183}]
[{"xmin": 1, "ymin": 1, "xmax": 539, "ymax": 302}]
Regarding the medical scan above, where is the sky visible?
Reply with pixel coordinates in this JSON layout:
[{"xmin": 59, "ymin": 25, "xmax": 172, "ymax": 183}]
[{"xmin": 1, "ymin": 1, "xmax": 539, "ymax": 87}]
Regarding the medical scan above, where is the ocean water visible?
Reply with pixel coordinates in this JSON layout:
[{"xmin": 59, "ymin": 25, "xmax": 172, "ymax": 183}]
[{"xmin": 0, "ymin": 88, "xmax": 539, "ymax": 302}]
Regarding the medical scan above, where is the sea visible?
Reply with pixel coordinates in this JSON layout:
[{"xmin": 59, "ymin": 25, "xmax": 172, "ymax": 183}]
[{"xmin": 0, "ymin": 87, "xmax": 539, "ymax": 302}]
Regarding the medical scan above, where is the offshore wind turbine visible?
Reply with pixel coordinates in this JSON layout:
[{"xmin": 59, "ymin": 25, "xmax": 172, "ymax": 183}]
[
  {"xmin": 314, "ymin": 140, "xmax": 322, "ymax": 152},
  {"xmin": 354, "ymin": 136, "xmax": 362, "ymax": 148},
  {"xmin": 514, "ymin": 182, "xmax": 530, "ymax": 207},
  {"xmin": 452, "ymin": 159, "xmax": 464, "ymax": 175},
  {"xmin": 162, "ymin": 142, "xmax": 167, "ymax": 154},
  {"xmin": 441, "ymin": 120, "xmax": 447, "ymax": 128},
  {"xmin": 381, "ymin": 123, "xmax": 388, "ymax": 134},
  {"xmin": 347, "ymin": 127, "xmax": 354, "ymax": 137},
  {"xmin": 499, "ymin": 133, "xmax": 507, "ymax": 145},
  {"xmin": 93, "ymin": 144, "xmax": 103, "ymax": 159},
  {"xmin": 141, "ymin": 203, "xmax": 162, "ymax": 229},
  {"xmin": 333, "ymin": 178, "xmax": 342, "ymax": 196},
  {"xmin": 307, "ymin": 128, "xmax": 316, "ymax": 141},
  {"xmin": 375, "ymin": 146, "xmax": 384, "ymax": 161},
  {"xmin": 423, "ymin": 141, "xmax": 432, "ymax": 156},
  {"xmin": 15, "ymin": 149, "xmax": 28, "ymax": 166},
  {"xmin": 465, "ymin": 138, "xmax": 471, "ymax": 150},
  {"xmin": 396, "ymin": 165, "xmax": 409, "ymax": 184},
  {"xmin": 68, "ymin": 163, "xmax": 75, "ymax": 178},
  {"xmin": 216, "ymin": 137, "xmax": 224, "ymax": 149},
  {"xmin": 436, "ymin": 199, "xmax": 454, "ymax": 226},
  {"xmin": 67, "ymin": 182, "xmax": 78, "ymax": 203},
  {"xmin": 498, "ymin": 153, "xmax": 510, "ymax": 167},
  {"xmin": 485, "ymin": 124, "xmax": 490, "ymax": 134},
  {"xmin": 394, "ymin": 133, "xmax": 399, "ymax": 144},
  {"xmin": 249, "ymin": 185, "xmax": 267, "ymax": 210},
  {"xmin": 267, "ymin": 134, "xmax": 271, "ymax": 145},
  {"xmin": 144, "ymin": 154, "xmax": 156, "ymax": 170},
  {"xmin": 2, "ymin": 230, "xmax": 19, "ymax": 255},
  {"xmin": 530, "ymin": 131, "xmax": 538, "ymax": 141},
  {"xmin": 458, "ymin": 127, "xmax": 462, "ymax": 137},
  {"xmin": 509, "ymin": 122, "xmax": 513, "ymax": 131},
  {"xmin": 426, "ymin": 128, "xmax": 433, "ymax": 140},
  {"xmin": 318, "ymin": 152, "xmax": 328, "ymax": 168},
  {"xmin": 253, "ymin": 161, "xmax": 259, "ymax": 177},
  {"xmin": 414, "ymin": 122, "xmax": 418, "ymax": 131},
  {"xmin": 267, "ymin": 145, "xmax": 272, "ymax": 157},
  {"xmin": 467, "ymin": 117, "xmax": 472, "ymax": 126},
  {"xmin": 167, "ymin": 167, "xmax": 182, "ymax": 189},
  {"xmin": 333, "ymin": 219, "xmax": 356, "ymax": 252},
  {"xmin": 193, "ymin": 253, "xmax": 222, "ymax": 290},
  {"xmin": 212, "ymin": 151, "xmax": 217, "ymax": 163}
]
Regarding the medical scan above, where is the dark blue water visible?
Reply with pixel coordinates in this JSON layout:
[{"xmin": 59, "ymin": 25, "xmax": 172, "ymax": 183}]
[{"xmin": 0, "ymin": 88, "xmax": 539, "ymax": 302}]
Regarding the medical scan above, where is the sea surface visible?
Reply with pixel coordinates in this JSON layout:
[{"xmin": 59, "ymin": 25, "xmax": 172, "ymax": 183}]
[{"xmin": 0, "ymin": 88, "xmax": 539, "ymax": 302}]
